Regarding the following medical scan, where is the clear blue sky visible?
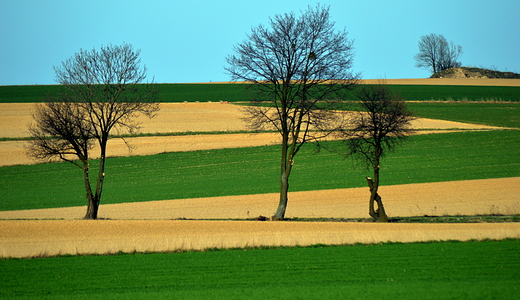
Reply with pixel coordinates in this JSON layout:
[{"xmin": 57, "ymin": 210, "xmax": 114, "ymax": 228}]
[{"xmin": 1, "ymin": 0, "xmax": 519, "ymax": 85}]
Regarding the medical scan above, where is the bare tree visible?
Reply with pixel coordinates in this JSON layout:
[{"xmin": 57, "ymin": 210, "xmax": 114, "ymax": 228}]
[
  {"xmin": 226, "ymin": 4, "xmax": 358, "ymax": 220},
  {"xmin": 340, "ymin": 83, "xmax": 414, "ymax": 222},
  {"xmin": 414, "ymin": 33, "xmax": 463, "ymax": 74},
  {"xmin": 27, "ymin": 43, "xmax": 159, "ymax": 219}
]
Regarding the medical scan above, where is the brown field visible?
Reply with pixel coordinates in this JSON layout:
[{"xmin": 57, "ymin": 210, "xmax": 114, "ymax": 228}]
[
  {"xmin": 2, "ymin": 220, "xmax": 519, "ymax": 258},
  {"xmin": 0, "ymin": 103, "xmax": 502, "ymax": 166},
  {"xmin": 1, "ymin": 176, "xmax": 519, "ymax": 258},
  {"xmin": 1, "ymin": 82, "xmax": 519, "ymax": 258}
]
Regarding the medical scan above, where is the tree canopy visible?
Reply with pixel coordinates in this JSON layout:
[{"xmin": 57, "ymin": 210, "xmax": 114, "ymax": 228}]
[
  {"xmin": 226, "ymin": 4, "xmax": 358, "ymax": 219},
  {"xmin": 28, "ymin": 43, "xmax": 159, "ymax": 219},
  {"xmin": 414, "ymin": 33, "xmax": 463, "ymax": 74}
]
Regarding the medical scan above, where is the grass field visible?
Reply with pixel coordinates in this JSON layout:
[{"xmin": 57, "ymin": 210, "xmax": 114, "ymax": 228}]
[
  {"xmin": 1, "ymin": 83, "xmax": 519, "ymax": 299},
  {"xmin": 384, "ymin": 84, "xmax": 520, "ymax": 101},
  {"xmin": 1, "ymin": 130, "xmax": 519, "ymax": 211},
  {"xmin": 1, "ymin": 239, "xmax": 518, "ymax": 299},
  {"xmin": 408, "ymin": 102, "xmax": 520, "ymax": 128},
  {"xmin": 1, "ymin": 83, "xmax": 520, "ymax": 103},
  {"xmin": 0, "ymin": 84, "xmax": 251, "ymax": 103}
]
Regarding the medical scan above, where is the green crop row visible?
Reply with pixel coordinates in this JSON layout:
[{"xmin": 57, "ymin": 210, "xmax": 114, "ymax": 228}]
[
  {"xmin": 1, "ymin": 83, "xmax": 519, "ymax": 103},
  {"xmin": 1, "ymin": 239, "xmax": 518, "ymax": 299},
  {"xmin": 1, "ymin": 130, "xmax": 519, "ymax": 211}
]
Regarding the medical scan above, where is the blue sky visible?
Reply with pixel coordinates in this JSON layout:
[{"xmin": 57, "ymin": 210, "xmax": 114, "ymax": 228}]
[{"xmin": 1, "ymin": 0, "xmax": 519, "ymax": 85}]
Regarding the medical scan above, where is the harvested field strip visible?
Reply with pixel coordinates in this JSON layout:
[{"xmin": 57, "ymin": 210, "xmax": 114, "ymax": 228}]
[
  {"xmin": 0, "ymin": 133, "xmax": 281, "ymax": 167},
  {"xmin": 1, "ymin": 240, "xmax": 519, "ymax": 299},
  {"xmin": 0, "ymin": 102, "xmax": 249, "ymax": 138},
  {"xmin": 0, "ymin": 102, "xmax": 504, "ymax": 139},
  {"xmin": 1, "ymin": 220, "xmax": 519, "ymax": 258}
]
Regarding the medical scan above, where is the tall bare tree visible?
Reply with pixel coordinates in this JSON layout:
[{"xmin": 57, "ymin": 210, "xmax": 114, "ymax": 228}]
[
  {"xmin": 414, "ymin": 33, "xmax": 463, "ymax": 74},
  {"xmin": 340, "ymin": 83, "xmax": 414, "ymax": 222},
  {"xmin": 27, "ymin": 43, "xmax": 159, "ymax": 219},
  {"xmin": 226, "ymin": 4, "xmax": 358, "ymax": 220}
]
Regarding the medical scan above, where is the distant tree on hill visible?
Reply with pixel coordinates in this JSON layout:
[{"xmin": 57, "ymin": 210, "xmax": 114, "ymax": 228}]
[
  {"xmin": 414, "ymin": 33, "xmax": 463, "ymax": 74},
  {"xmin": 225, "ymin": 4, "xmax": 358, "ymax": 220},
  {"xmin": 27, "ymin": 43, "xmax": 159, "ymax": 219}
]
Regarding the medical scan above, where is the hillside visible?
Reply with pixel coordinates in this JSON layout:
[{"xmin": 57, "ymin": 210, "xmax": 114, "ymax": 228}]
[{"xmin": 431, "ymin": 67, "xmax": 520, "ymax": 79}]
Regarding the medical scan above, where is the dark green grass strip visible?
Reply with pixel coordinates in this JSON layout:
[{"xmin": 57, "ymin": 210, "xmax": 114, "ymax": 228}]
[
  {"xmin": 1, "ymin": 130, "xmax": 519, "ymax": 211},
  {"xmin": 408, "ymin": 102, "xmax": 520, "ymax": 128},
  {"xmin": 0, "ymin": 84, "xmax": 251, "ymax": 103},
  {"xmin": 0, "ymin": 85, "xmax": 61, "ymax": 103},
  {"xmin": 2, "ymin": 83, "xmax": 520, "ymax": 103},
  {"xmin": 157, "ymin": 83, "xmax": 250, "ymax": 102},
  {"xmin": 1, "ymin": 239, "xmax": 518, "ymax": 299},
  {"xmin": 386, "ymin": 84, "xmax": 520, "ymax": 101}
]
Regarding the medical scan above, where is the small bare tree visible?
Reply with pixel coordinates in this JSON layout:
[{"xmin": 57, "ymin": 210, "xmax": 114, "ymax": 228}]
[
  {"xmin": 226, "ymin": 4, "xmax": 358, "ymax": 220},
  {"xmin": 414, "ymin": 33, "xmax": 463, "ymax": 74},
  {"xmin": 27, "ymin": 43, "xmax": 159, "ymax": 219},
  {"xmin": 340, "ymin": 83, "xmax": 414, "ymax": 222}
]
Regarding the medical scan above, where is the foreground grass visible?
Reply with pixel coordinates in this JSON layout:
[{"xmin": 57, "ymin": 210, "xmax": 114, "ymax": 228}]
[
  {"xmin": 1, "ymin": 130, "xmax": 519, "ymax": 211},
  {"xmin": 1, "ymin": 239, "xmax": 518, "ymax": 299}
]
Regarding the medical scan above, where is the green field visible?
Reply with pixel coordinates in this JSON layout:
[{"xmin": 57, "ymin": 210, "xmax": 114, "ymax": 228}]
[
  {"xmin": 1, "ymin": 239, "xmax": 518, "ymax": 299},
  {"xmin": 1, "ymin": 83, "xmax": 519, "ymax": 103},
  {"xmin": 0, "ymin": 84, "xmax": 251, "ymax": 103},
  {"xmin": 1, "ymin": 130, "xmax": 519, "ymax": 211},
  {"xmin": 385, "ymin": 84, "xmax": 520, "ymax": 101},
  {"xmin": 1, "ymin": 84, "xmax": 519, "ymax": 298},
  {"xmin": 408, "ymin": 102, "xmax": 520, "ymax": 128}
]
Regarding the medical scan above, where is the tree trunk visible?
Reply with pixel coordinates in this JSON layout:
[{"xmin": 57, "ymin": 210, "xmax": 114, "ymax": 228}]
[
  {"xmin": 85, "ymin": 139, "xmax": 107, "ymax": 220},
  {"xmin": 273, "ymin": 168, "xmax": 289, "ymax": 220},
  {"xmin": 366, "ymin": 167, "xmax": 388, "ymax": 222},
  {"xmin": 273, "ymin": 139, "xmax": 291, "ymax": 220},
  {"xmin": 82, "ymin": 161, "xmax": 98, "ymax": 220},
  {"xmin": 84, "ymin": 196, "xmax": 100, "ymax": 220}
]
